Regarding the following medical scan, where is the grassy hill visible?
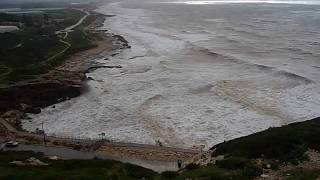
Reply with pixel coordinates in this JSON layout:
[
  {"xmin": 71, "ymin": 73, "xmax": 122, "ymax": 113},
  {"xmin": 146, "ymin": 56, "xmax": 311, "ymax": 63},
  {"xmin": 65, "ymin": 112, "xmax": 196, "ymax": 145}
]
[
  {"xmin": 212, "ymin": 117, "xmax": 320, "ymax": 163},
  {"xmin": 0, "ymin": 9, "xmax": 96, "ymax": 86}
]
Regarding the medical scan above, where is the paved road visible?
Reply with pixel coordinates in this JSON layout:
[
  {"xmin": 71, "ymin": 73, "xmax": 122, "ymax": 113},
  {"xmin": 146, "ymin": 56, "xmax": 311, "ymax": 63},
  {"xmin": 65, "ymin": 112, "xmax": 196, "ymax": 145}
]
[{"xmin": 0, "ymin": 143, "xmax": 181, "ymax": 172}]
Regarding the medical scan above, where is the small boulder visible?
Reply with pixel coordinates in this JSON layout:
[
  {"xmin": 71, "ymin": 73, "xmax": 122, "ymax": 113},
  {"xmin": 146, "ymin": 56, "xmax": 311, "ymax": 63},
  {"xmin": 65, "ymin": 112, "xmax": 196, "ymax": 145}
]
[
  {"xmin": 48, "ymin": 156, "xmax": 59, "ymax": 160},
  {"xmin": 11, "ymin": 157, "xmax": 48, "ymax": 166},
  {"xmin": 20, "ymin": 103, "xmax": 33, "ymax": 112},
  {"xmin": 1, "ymin": 110, "xmax": 24, "ymax": 119},
  {"xmin": 26, "ymin": 157, "xmax": 48, "ymax": 166},
  {"xmin": 266, "ymin": 164, "xmax": 271, "ymax": 169}
]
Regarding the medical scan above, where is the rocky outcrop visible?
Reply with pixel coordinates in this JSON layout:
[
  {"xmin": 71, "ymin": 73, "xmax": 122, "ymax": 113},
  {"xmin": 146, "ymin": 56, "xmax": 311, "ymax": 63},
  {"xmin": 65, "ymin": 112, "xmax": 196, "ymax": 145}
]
[
  {"xmin": 10, "ymin": 157, "xmax": 48, "ymax": 166},
  {"xmin": 86, "ymin": 65, "xmax": 122, "ymax": 73},
  {"xmin": 112, "ymin": 34, "xmax": 131, "ymax": 49},
  {"xmin": 0, "ymin": 70, "xmax": 85, "ymax": 114}
]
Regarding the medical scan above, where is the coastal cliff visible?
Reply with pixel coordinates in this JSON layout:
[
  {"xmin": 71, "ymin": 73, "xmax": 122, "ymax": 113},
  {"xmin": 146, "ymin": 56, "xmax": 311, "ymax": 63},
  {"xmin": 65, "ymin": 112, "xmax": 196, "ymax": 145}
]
[
  {"xmin": 0, "ymin": 70, "xmax": 85, "ymax": 113},
  {"xmin": 0, "ymin": 9, "xmax": 125, "ymax": 128}
]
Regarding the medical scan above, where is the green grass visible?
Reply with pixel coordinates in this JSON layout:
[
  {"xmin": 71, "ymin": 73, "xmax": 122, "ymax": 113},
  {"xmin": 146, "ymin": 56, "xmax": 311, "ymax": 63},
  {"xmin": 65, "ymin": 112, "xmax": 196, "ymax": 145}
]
[
  {"xmin": 66, "ymin": 28, "xmax": 96, "ymax": 54},
  {"xmin": 0, "ymin": 9, "xmax": 97, "ymax": 86},
  {"xmin": 212, "ymin": 117, "xmax": 320, "ymax": 164},
  {"xmin": 170, "ymin": 166, "xmax": 261, "ymax": 180},
  {"xmin": 44, "ymin": 9, "xmax": 86, "ymax": 29},
  {"xmin": 0, "ymin": 64, "xmax": 10, "ymax": 75},
  {"xmin": 216, "ymin": 157, "xmax": 253, "ymax": 170},
  {"xmin": 0, "ymin": 151, "xmax": 264, "ymax": 180},
  {"xmin": 285, "ymin": 169, "xmax": 320, "ymax": 180},
  {"xmin": 0, "ymin": 37, "xmax": 68, "ymax": 85},
  {"xmin": 0, "ymin": 151, "xmax": 158, "ymax": 180}
]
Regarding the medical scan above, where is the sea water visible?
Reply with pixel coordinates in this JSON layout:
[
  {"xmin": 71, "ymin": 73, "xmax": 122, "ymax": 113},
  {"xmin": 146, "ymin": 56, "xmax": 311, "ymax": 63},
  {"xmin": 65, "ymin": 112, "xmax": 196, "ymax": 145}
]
[{"xmin": 23, "ymin": 0, "xmax": 320, "ymax": 149}]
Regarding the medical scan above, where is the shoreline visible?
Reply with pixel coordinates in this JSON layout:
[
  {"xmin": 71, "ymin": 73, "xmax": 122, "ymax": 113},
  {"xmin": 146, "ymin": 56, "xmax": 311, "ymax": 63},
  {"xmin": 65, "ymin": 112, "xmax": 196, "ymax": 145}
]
[
  {"xmin": 0, "ymin": 5, "xmax": 202, "ymax": 169},
  {"xmin": 0, "ymin": 10, "xmax": 129, "ymax": 128},
  {"xmin": 0, "ymin": 115, "xmax": 201, "ymax": 172}
]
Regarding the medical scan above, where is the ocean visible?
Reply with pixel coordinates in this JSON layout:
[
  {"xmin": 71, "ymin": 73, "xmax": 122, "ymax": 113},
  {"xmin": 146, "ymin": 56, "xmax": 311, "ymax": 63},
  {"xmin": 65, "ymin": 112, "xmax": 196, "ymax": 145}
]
[{"xmin": 23, "ymin": 0, "xmax": 320, "ymax": 149}]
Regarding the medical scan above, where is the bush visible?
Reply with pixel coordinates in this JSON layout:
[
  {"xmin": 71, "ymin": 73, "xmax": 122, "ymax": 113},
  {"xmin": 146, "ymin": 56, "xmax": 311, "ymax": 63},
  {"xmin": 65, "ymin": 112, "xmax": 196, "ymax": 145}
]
[
  {"xmin": 161, "ymin": 171, "xmax": 179, "ymax": 179},
  {"xmin": 242, "ymin": 164, "xmax": 263, "ymax": 178},
  {"xmin": 185, "ymin": 163, "xmax": 200, "ymax": 170},
  {"xmin": 216, "ymin": 157, "xmax": 251, "ymax": 170},
  {"xmin": 212, "ymin": 117, "xmax": 320, "ymax": 164}
]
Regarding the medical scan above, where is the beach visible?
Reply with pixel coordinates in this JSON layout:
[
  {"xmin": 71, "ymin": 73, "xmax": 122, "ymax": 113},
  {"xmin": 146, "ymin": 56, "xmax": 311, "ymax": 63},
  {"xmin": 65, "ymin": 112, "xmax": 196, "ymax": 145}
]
[{"xmin": 22, "ymin": 0, "xmax": 320, "ymax": 149}]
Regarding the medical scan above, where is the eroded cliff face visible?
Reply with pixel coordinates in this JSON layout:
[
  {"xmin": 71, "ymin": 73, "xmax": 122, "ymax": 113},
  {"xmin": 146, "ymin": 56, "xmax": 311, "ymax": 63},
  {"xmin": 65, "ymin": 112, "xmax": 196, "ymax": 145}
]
[{"xmin": 0, "ymin": 70, "xmax": 86, "ymax": 114}]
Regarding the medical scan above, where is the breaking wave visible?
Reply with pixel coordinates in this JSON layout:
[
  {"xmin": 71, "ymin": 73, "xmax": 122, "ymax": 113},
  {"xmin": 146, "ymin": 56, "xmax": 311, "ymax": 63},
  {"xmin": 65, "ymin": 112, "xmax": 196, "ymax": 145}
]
[{"xmin": 274, "ymin": 70, "xmax": 314, "ymax": 84}]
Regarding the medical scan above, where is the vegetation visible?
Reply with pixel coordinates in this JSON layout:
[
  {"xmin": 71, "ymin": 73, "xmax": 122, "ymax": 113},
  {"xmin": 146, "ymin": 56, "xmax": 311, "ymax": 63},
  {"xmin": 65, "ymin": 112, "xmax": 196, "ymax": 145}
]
[
  {"xmin": 44, "ymin": 9, "xmax": 86, "ymax": 29},
  {"xmin": 2, "ymin": 117, "xmax": 320, "ymax": 179},
  {"xmin": 0, "ymin": 8, "xmax": 97, "ymax": 86},
  {"xmin": 0, "ymin": 151, "xmax": 157, "ymax": 180},
  {"xmin": 285, "ymin": 169, "xmax": 320, "ymax": 180},
  {"xmin": 170, "ymin": 166, "xmax": 262, "ymax": 180},
  {"xmin": 212, "ymin": 117, "xmax": 320, "ymax": 164},
  {"xmin": 0, "ymin": 150, "xmax": 262, "ymax": 180},
  {"xmin": 216, "ymin": 157, "xmax": 253, "ymax": 170}
]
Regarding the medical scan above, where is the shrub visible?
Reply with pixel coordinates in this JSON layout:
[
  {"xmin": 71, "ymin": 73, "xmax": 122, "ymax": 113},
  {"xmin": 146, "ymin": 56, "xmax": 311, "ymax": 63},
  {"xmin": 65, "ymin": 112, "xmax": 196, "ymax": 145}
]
[
  {"xmin": 161, "ymin": 171, "xmax": 179, "ymax": 179},
  {"xmin": 216, "ymin": 157, "xmax": 251, "ymax": 170},
  {"xmin": 185, "ymin": 163, "xmax": 200, "ymax": 170},
  {"xmin": 212, "ymin": 117, "xmax": 320, "ymax": 164},
  {"xmin": 242, "ymin": 164, "xmax": 263, "ymax": 178}
]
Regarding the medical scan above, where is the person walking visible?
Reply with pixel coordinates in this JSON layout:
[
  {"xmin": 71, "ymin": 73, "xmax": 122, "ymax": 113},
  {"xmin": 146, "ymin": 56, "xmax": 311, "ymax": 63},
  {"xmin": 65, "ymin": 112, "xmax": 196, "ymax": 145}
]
[{"xmin": 177, "ymin": 159, "xmax": 182, "ymax": 169}]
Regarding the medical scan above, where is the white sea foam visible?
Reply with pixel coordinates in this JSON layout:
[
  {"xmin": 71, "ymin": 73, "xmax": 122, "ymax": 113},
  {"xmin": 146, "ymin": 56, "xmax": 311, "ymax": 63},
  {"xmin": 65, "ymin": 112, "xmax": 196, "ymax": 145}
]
[{"xmin": 22, "ymin": 1, "xmax": 320, "ymax": 149}]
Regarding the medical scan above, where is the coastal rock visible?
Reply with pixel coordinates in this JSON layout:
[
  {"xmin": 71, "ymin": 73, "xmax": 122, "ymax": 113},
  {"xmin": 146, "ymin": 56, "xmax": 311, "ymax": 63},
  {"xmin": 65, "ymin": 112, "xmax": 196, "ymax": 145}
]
[
  {"xmin": 0, "ymin": 71, "xmax": 84, "ymax": 113},
  {"xmin": 86, "ymin": 65, "xmax": 122, "ymax": 73},
  {"xmin": 20, "ymin": 104, "xmax": 41, "ymax": 114},
  {"xmin": 1, "ymin": 110, "xmax": 25, "ymax": 126},
  {"xmin": 87, "ymin": 77, "xmax": 95, "ymax": 81},
  {"xmin": 10, "ymin": 157, "xmax": 48, "ymax": 166},
  {"xmin": 30, "ymin": 107, "xmax": 41, "ymax": 114},
  {"xmin": 112, "ymin": 35, "xmax": 128, "ymax": 44},
  {"xmin": 20, "ymin": 103, "xmax": 33, "ymax": 112},
  {"xmin": 1, "ymin": 110, "xmax": 24, "ymax": 119}
]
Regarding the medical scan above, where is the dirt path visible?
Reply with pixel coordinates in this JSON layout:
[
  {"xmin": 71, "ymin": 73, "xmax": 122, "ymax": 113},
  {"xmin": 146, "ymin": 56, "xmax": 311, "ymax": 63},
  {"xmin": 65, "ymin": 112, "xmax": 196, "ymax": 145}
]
[
  {"xmin": 55, "ymin": 9, "xmax": 90, "ymax": 40},
  {"xmin": 64, "ymin": 10, "xmax": 90, "ymax": 32}
]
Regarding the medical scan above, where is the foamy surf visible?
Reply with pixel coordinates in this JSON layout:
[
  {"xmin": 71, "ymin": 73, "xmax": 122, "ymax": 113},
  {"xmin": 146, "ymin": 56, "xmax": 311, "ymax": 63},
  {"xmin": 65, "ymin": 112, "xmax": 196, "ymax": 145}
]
[{"xmin": 22, "ymin": 0, "xmax": 320, "ymax": 150}]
